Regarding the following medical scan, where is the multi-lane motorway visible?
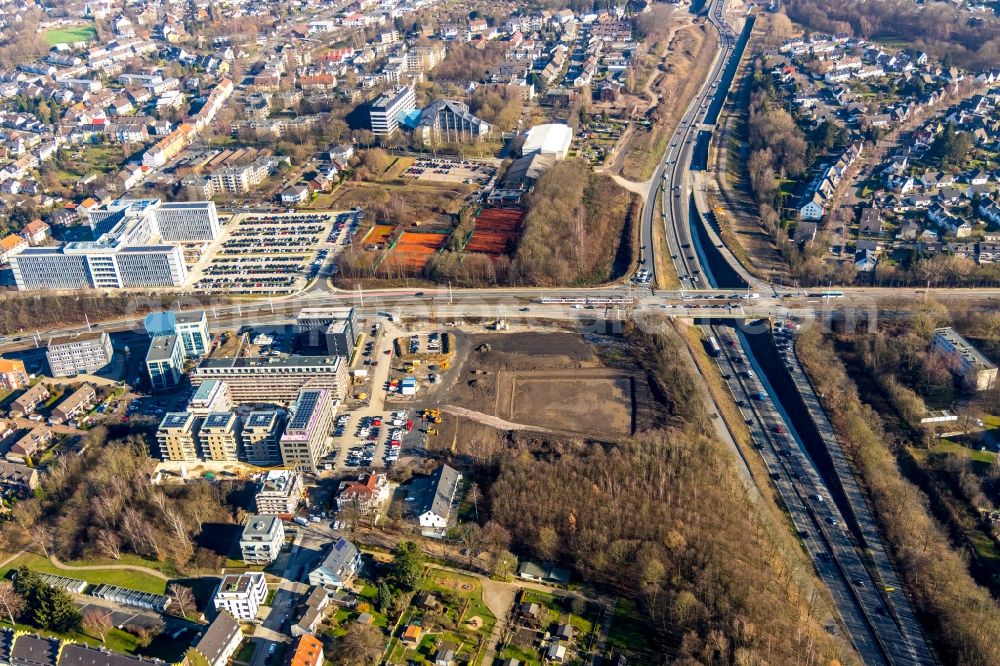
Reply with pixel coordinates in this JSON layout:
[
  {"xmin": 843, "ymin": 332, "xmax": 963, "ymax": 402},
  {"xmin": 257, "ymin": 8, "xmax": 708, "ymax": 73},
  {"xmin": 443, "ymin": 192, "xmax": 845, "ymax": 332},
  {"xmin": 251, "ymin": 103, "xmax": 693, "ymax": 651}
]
[{"xmin": 656, "ymin": 1, "xmax": 935, "ymax": 663}]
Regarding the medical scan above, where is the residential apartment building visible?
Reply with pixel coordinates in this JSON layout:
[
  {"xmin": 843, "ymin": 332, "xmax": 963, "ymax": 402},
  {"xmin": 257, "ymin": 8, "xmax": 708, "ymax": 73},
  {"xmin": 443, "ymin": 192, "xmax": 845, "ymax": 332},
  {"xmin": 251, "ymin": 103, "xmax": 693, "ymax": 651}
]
[
  {"xmin": 931, "ymin": 327, "xmax": 998, "ymax": 391},
  {"xmin": 10, "ymin": 383, "xmax": 50, "ymax": 417},
  {"xmin": 307, "ymin": 537, "xmax": 361, "ymax": 590},
  {"xmin": 279, "ymin": 388, "xmax": 336, "ymax": 473},
  {"xmin": 192, "ymin": 355, "xmax": 348, "ymax": 405},
  {"xmin": 157, "ymin": 412, "xmax": 200, "ymax": 462},
  {"xmin": 0, "ymin": 460, "xmax": 40, "ymax": 497},
  {"xmin": 369, "ymin": 85, "xmax": 415, "ymax": 136},
  {"xmin": 0, "ymin": 358, "xmax": 28, "ymax": 391},
  {"xmin": 50, "ymin": 384, "xmax": 96, "ymax": 425},
  {"xmin": 200, "ymin": 412, "xmax": 241, "ymax": 461},
  {"xmin": 417, "ymin": 464, "xmax": 462, "ymax": 538},
  {"xmin": 239, "ymin": 514, "xmax": 285, "ymax": 564},
  {"xmin": 255, "ymin": 469, "xmax": 304, "ymax": 514},
  {"xmin": 337, "ymin": 473, "xmax": 390, "ymax": 517},
  {"xmin": 416, "ymin": 100, "xmax": 490, "ymax": 145},
  {"xmin": 288, "ymin": 635, "xmax": 324, "ymax": 666},
  {"xmin": 242, "ymin": 410, "xmax": 285, "ymax": 466},
  {"xmin": 187, "ymin": 379, "xmax": 233, "ymax": 416},
  {"xmin": 213, "ymin": 572, "xmax": 267, "ymax": 622},
  {"xmin": 191, "ymin": 612, "xmax": 243, "ymax": 666},
  {"xmin": 46, "ymin": 331, "xmax": 113, "ymax": 377},
  {"xmin": 146, "ymin": 334, "xmax": 184, "ymax": 391}
]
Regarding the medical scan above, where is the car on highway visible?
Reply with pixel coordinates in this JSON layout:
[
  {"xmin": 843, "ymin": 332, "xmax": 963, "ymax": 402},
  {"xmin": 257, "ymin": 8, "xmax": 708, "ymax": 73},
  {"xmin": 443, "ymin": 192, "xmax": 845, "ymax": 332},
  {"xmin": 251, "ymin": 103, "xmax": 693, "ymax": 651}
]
[
  {"xmin": 826, "ymin": 516, "xmax": 839, "ymax": 526},
  {"xmin": 773, "ymin": 425, "xmax": 782, "ymax": 434}
]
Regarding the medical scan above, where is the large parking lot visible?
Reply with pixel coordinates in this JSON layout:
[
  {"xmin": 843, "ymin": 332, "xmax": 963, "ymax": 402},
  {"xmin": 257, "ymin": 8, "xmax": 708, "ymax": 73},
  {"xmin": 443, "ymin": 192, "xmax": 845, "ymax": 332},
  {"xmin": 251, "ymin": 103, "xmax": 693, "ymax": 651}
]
[
  {"xmin": 321, "ymin": 408, "xmax": 425, "ymax": 473},
  {"xmin": 189, "ymin": 211, "xmax": 359, "ymax": 294},
  {"xmin": 404, "ymin": 158, "xmax": 496, "ymax": 185}
]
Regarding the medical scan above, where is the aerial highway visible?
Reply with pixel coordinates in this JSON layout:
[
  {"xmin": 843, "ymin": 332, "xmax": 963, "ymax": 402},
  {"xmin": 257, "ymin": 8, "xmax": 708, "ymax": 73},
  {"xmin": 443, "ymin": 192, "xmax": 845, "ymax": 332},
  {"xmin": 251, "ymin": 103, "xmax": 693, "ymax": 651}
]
[{"xmin": 654, "ymin": 0, "xmax": 935, "ymax": 663}]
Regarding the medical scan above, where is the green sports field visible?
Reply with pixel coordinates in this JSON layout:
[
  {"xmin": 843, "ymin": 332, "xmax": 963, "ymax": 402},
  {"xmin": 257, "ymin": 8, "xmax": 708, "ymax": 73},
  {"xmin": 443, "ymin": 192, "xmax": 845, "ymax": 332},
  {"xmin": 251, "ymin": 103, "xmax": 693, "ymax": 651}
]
[{"xmin": 43, "ymin": 25, "xmax": 97, "ymax": 46}]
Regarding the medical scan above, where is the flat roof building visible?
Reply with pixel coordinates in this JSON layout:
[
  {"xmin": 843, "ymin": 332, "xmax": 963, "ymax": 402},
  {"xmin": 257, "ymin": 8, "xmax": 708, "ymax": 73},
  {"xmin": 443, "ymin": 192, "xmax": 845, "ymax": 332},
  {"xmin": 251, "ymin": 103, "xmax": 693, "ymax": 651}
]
[
  {"xmin": 145, "ymin": 310, "xmax": 211, "ymax": 359},
  {"xmin": 280, "ymin": 388, "xmax": 336, "ymax": 473},
  {"xmin": 213, "ymin": 572, "xmax": 267, "ymax": 622},
  {"xmin": 240, "ymin": 514, "xmax": 285, "ymax": 564},
  {"xmin": 200, "ymin": 411, "xmax": 241, "ymax": 461},
  {"xmin": 255, "ymin": 469, "xmax": 304, "ymax": 514},
  {"xmin": 157, "ymin": 412, "xmax": 200, "ymax": 462},
  {"xmin": 0, "ymin": 358, "xmax": 28, "ymax": 391},
  {"xmin": 242, "ymin": 410, "xmax": 284, "ymax": 466},
  {"xmin": 188, "ymin": 379, "xmax": 232, "ymax": 416},
  {"xmin": 146, "ymin": 334, "xmax": 184, "ymax": 391},
  {"xmin": 154, "ymin": 201, "xmax": 220, "ymax": 242},
  {"xmin": 931, "ymin": 327, "xmax": 997, "ymax": 391},
  {"xmin": 46, "ymin": 331, "xmax": 113, "ymax": 378},
  {"xmin": 192, "ymin": 354, "xmax": 348, "ymax": 405},
  {"xmin": 369, "ymin": 85, "xmax": 416, "ymax": 136}
]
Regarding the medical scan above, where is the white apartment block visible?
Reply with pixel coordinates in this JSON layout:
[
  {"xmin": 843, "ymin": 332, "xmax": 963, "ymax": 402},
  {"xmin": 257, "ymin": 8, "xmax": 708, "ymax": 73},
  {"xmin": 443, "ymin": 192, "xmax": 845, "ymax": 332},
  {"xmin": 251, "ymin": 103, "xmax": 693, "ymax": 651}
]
[
  {"xmin": 46, "ymin": 331, "xmax": 114, "ymax": 377},
  {"xmin": 931, "ymin": 327, "xmax": 998, "ymax": 391},
  {"xmin": 239, "ymin": 514, "xmax": 285, "ymax": 564},
  {"xmin": 255, "ymin": 469, "xmax": 304, "ymax": 514},
  {"xmin": 213, "ymin": 572, "xmax": 268, "ymax": 622}
]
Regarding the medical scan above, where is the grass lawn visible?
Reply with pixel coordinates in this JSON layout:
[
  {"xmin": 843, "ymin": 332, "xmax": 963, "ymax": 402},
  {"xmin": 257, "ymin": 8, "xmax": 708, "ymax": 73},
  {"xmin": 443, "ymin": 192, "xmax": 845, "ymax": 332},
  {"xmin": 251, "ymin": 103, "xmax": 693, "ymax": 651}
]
[
  {"xmin": 0, "ymin": 552, "xmax": 168, "ymax": 595},
  {"xmin": 420, "ymin": 569, "xmax": 495, "ymax": 638},
  {"xmin": 500, "ymin": 642, "xmax": 541, "ymax": 665},
  {"xmin": 43, "ymin": 24, "xmax": 97, "ymax": 46},
  {"xmin": 925, "ymin": 439, "xmax": 997, "ymax": 466},
  {"xmin": 606, "ymin": 598, "xmax": 653, "ymax": 657}
]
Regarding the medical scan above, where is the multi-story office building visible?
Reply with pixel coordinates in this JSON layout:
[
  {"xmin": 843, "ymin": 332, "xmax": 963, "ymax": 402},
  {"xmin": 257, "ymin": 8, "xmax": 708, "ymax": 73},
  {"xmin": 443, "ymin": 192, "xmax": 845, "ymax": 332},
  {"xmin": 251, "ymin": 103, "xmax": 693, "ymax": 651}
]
[
  {"xmin": 296, "ymin": 307, "xmax": 356, "ymax": 356},
  {"xmin": 255, "ymin": 469, "xmax": 304, "ymax": 514},
  {"xmin": 416, "ymin": 100, "xmax": 490, "ymax": 145},
  {"xmin": 9, "ymin": 198, "xmax": 222, "ymax": 292},
  {"xmin": 239, "ymin": 514, "xmax": 285, "ymax": 564},
  {"xmin": 192, "ymin": 355, "xmax": 348, "ymax": 405},
  {"xmin": 369, "ymin": 85, "xmax": 415, "ymax": 136},
  {"xmin": 46, "ymin": 331, "xmax": 113, "ymax": 377},
  {"xmin": 0, "ymin": 358, "xmax": 29, "ymax": 391},
  {"xmin": 145, "ymin": 310, "xmax": 211, "ymax": 359},
  {"xmin": 11, "ymin": 243, "xmax": 187, "ymax": 291},
  {"xmin": 279, "ymin": 388, "xmax": 336, "ymax": 473},
  {"xmin": 157, "ymin": 412, "xmax": 200, "ymax": 462},
  {"xmin": 200, "ymin": 412, "xmax": 241, "ymax": 461},
  {"xmin": 242, "ymin": 410, "xmax": 285, "ymax": 466},
  {"xmin": 931, "ymin": 327, "xmax": 998, "ymax": 391},
  {"xmin": 176, "ymin": 311, "xmax": 211, "ymax": 357},
  {"xmin": 213, "ymin": 572, "xmax": 267, "ymax": 622},
  {"xmin": 154, "ymin": 202, "xmax": 220, "ymax": 242},
  {"xmin": 188, "ymin": 379, "xmax": 232, "ymax": 416},
  {"xmin": 146, "ymin": 334, "xmax": 184, "ymax": 391}
]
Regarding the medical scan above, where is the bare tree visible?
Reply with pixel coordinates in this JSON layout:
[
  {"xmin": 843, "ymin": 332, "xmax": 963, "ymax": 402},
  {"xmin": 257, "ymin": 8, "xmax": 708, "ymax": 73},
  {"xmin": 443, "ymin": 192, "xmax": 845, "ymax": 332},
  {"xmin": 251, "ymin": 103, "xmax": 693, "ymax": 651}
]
[
  {"xmin": 0, "ymin": 582, "xmax": 25, "ymax": 626},
  {"xmin": 83, "ymin": 608, "xmax": 113, "ymax": 641},
  {"xmin": 466, "ymin": 482, "xmax": 481, "ymax": 522},
  {"xmin": 28, "ymin": 524, "xmax": 51, "ymax": 557},
  {"xmin": 96, "ymin": 529, "xmax": 122, "ymax": 560},
  {"xmin": 168, "ymin": 583, "xmax": 197, "ymax": 618}
]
